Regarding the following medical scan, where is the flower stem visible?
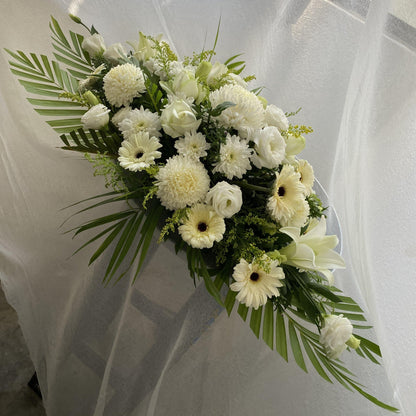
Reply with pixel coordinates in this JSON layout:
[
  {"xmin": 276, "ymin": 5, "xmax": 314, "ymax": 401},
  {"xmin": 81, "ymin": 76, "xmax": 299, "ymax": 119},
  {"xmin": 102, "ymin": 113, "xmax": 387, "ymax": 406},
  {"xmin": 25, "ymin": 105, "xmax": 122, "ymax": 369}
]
[{"xmin": 234, "ymin": 181, "xmax": 270, "ymax": 193}]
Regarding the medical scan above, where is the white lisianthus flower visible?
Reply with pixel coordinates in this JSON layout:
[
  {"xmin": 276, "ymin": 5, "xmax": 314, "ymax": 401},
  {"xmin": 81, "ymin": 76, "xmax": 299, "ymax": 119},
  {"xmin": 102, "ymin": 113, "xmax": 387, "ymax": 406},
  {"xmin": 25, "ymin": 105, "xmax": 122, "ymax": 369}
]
[
  {"xmin": 230, "ymin": 258, "xmax": 285, "ymax": 310},
  {"xmin": 118, "ymin": 132, "xmax": 162, "ymax": 172},
  {"xmin": 103, "ymin": 63, "xmax": 146, "ymax": 107},
  {"xmin": 209, "ymin": 84, "xmax": 264, "ymax": 138},
  {"xmin": 213, "ymin": 134, "xmax": 253, "ymax": 179},
  {"xmin": 81, "ymin": 33, "xmax": 106, "ymax": 57},
  {"xmin": 178, "ymin": 203, "xmax": 225, "ymax": 249},
  {"xmin": 103, "ymin": 43, "xmax": 126, "ymax": 63},
  {"xmin": 250, "ymin": 126, "xmax": 286, "ymax": 169},
  {"xmin": 174, "ymin": 131, "xmax": 210, "ymax": 160},
  {"xmin": 111, "ymin": 106, "xmax": 132, "ymax": 127},
  {"xmin": 319, "ymin": 315, "xmax": 353, "ymax": 359},
  {"xmin": 81, "ymin": 104, "xmax": 110, "ymax": 130},
  {"xmin": 267, "ymin": 164, "xmax": 306, "ymax": 226},
  {"xmin": 279, "ymin": 216, "xmax": 346, "ymax": 285},
  {"xmin": 264, "ymin": 105, "xmax": 289, "ymax": 132},
  {"xmin": 155, "ymin": 156, "xmax": 210, "ymax": 210},
  {"xmin": 118, "ymin": 107, "xmax": 161, "ymax": 139},
  {"xmin": 297, "ymin": 159, "xmax": 314, "ymax": 196},
  {"xmin": 206, "ymin": 182, "xmax": 243, "ymax": 218},
  {"xmin": 160, "ymin": 99, "xmax": 201, "ymax": 138}
]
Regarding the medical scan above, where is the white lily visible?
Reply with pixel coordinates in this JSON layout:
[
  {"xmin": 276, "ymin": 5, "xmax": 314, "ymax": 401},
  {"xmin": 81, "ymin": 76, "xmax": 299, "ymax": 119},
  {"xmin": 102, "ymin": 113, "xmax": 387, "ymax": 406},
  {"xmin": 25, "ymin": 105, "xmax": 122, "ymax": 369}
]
[{"xmin": 279, "ymin": 216, "xmax": 345, "ymax": 284}]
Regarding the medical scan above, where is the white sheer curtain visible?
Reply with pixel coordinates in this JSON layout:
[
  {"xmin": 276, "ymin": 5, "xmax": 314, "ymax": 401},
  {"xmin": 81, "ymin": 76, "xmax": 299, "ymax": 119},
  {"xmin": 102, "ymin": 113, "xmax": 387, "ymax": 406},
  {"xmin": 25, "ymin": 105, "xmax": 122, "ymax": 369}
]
[{"xmin": 1, "ymin": 0, "xmax": 415, "ymax": 414}]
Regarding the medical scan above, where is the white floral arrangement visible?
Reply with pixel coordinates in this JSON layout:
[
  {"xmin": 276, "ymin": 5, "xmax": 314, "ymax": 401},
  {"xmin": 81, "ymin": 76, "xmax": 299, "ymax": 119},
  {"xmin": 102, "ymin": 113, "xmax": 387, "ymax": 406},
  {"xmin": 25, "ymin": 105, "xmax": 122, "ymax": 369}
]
[{"xmin": 6, "ymin": 15, "xmax": 397, "ymax": 411}]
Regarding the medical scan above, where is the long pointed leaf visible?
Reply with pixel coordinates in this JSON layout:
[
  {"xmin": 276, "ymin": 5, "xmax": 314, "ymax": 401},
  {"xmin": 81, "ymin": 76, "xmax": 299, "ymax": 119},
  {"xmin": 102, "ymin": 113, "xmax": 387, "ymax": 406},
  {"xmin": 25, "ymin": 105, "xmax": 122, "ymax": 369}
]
[
  {"xmin": 288, "ymin": 320, "xmax": 307, "ymax": 372},
  {"xmin": 249, "ymin": 306, "xmax": 263, "ymax": 339},
  {"xmin": 301, "ymin": 335, "xmax": 332, "ymax": 382},
  {"xmin": 262, "ymin": 302, "xmax": 274, "ymax": 349},
  {"xmin": 275, "ymin": 312, "xmax": 288, "ymax": 361}
]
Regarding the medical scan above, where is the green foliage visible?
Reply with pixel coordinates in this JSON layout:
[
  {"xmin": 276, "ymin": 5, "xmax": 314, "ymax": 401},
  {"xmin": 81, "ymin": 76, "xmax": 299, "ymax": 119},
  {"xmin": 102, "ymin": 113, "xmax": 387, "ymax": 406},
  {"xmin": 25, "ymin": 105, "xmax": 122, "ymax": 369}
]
[
  {"xmin": 287, "ymin": 124, "xmax": 314, "ymax": 138},
  {"xmin": 158, "ymin": 208, "xmax": 189, "ymax": 242},
  {"xmin": 307, "ymin": 193, "xmax": 326, "ymax": 218}
]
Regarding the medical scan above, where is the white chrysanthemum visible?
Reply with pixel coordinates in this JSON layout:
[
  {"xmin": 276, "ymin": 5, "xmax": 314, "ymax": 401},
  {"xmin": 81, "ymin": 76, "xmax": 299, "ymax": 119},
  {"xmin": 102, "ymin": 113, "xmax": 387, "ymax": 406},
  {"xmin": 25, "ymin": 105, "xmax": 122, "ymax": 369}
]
[
  {"xmin": 209, "ymin": 84, "xmax": 264, "ymax": 138},
  {"xmin": 250, "ymin": 126, "xmax": 286, "ymax": 169},
  {"xmin": 118, "ymin": 106, "xmax": 161, "ymax": 139},
  {"xmin": 296, "ymin": 159, "xmax": 314, "ymax": 196},
  {"xmin": 213, "ymin": 134, "xmax": 253, "ymax": 179},
  {"xmin": 111, "ymin": 106, "xmax": 132, "ymax": 127},
  {"xmin": 230, "ymin": 258, "xmax": 285, "ymax": 310},
  {"xmin": 267, "ymin": 164, "xmax": 307, "ymax": 225},
  {"xmin": 156, "ymin": 156, "xmax": 210, "ymax": 210},
  {"xmin": 178, "ymin": 203, "xmax": 225, "ymax": 249},
  {"xmin": 118, "ymin": 132, "xmax": 162, "ymax": 172},
  {"xmin": 103, "ymin": 63, "xmax": 145, "ymax": 107},
  {"xmin": 174, "ymin": 131, "xmax": 210, "ymax": 160}
]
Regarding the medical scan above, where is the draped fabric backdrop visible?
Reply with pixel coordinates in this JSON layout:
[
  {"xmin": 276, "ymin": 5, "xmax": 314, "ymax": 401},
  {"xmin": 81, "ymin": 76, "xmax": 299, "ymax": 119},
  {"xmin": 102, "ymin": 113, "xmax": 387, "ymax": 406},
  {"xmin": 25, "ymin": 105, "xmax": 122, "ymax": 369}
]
[{"xmin": 1, "ymin": 0, "xmax": 415, "ymax": 415}]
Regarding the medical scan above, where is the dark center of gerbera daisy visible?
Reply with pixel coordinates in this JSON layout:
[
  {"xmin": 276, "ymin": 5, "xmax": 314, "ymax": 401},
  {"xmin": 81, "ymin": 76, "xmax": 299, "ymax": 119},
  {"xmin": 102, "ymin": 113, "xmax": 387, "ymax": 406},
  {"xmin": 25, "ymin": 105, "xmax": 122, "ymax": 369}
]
[
  {"xmin": 250, "ymin": 272, "xmax": 260, "ymax": 282},
  {"xmin": 135, "ymin": 151, "xmax": 144, "ymax": 159},
  {"xmin": 278, "ymin": 186, "xmax": 286, "ymax": 197},
  {"xmin": 198, "ymin": 222, "xmax": 208, "ymax": 232}
]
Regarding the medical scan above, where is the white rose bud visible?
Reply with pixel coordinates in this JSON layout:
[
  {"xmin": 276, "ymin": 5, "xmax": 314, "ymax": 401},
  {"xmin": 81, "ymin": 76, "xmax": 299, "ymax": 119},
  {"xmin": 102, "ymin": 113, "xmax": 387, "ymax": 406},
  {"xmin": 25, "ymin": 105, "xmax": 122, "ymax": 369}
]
[
  {"xmin": 285, "ymin": 133, "xmax": 305, "ymax": 157},
  {"xmin": 206, "ymin": 182, "xmax": 243, "ymax": 218},
  {"xmin": 172, "ymin": 70, "xmax": 200, "ymax": 100},
  {"xmin": 206, "ymin": 62, "xmax": 228, "ymax": 86},
  {"xmin": 319, "ymin": 315, "xmax": 353, "ymax": 359},
  {"xmin": 103, "ymin": 43, "xmax": 126, "ymax": 64},
  {"xmin": 81, "ymin": 104, "xmax": 110, "ymax": 130},
  {"xmin": 264, "ymin": 104, "xmax": 289, "ymax": 131},
  {"xmin": 250, "ymin": 126, "xmax": 286, "ymax": 169},
  {"xmin": 160, "ymin": 99, "xmax": 201, "ymax": 138},
  {"xmin": 81, "ymin": 34, "xmax": 106, "ymax": 57}
]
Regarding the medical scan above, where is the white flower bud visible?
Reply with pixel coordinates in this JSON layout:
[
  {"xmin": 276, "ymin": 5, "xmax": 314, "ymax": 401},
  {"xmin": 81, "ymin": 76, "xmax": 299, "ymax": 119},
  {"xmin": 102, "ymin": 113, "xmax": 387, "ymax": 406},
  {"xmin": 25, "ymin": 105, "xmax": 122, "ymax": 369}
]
[
  {"xmin": 285, "ymin": 133, "xmax": 305, "ymax": 157},
  {"xmin": 160, "ymin": 99, "xmax": 201, "ymax": 138},
  {"xmin": 319, "ymin": 315, "xmax": 353, "ymax": 359},
  {"xmin": 81, "ymin": 34, "xmax": 106, "ymax": 57},
  {"xmin": 81, "ymin": 104, "xmax": 110, "ymax": 130},
  {"xmin": 264, "ymin": 104, "xmax": 289, "ymax": 131},
  {"xmin": 103, "ymin": 43, "xmax": 126, "ymax": 63},
  {"xmin": 206, "ymin": 62, "xmax": 228, "ymax": 86},
  {"xmin": 206, "ymin": 182, "xmax": 243, "ymax": 218}
]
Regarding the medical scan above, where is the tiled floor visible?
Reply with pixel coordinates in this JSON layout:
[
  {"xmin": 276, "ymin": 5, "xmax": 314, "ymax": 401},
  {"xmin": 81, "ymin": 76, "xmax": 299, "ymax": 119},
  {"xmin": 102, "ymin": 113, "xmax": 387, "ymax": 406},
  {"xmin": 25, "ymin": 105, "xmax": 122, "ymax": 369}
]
[{"xmin": 0, "ymin": 284, "xmax": 46, "ymax": 416}]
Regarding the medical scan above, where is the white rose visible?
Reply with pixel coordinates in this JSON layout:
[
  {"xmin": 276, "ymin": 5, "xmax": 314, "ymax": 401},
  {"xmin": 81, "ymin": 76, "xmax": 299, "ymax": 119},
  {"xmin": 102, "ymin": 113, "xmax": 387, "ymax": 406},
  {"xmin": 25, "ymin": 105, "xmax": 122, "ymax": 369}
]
[
  {"xmin": 103, "ymin": 43, "xmax": 126, "ymax": 63},
  {"xmin": 319, "ymin": 315, "xmax": 353, "ymax": 359},
  {"xmin": 206, "ymin": 62, "xmax": 228, "ymax": 86},
  {"xmin": 81, "ymin": 34, "xmax": 106, "ymax": 57},
  {"xmin": 206, "ymin": 182, "xmax": 243, "ymax": 218},
  {"xmin": 264, "ymin": 105, "xmax": 289, "ymax": 131},
  {"xmin": 250, "ymin": 126, "xmax": 286, "ymax": 169},
  {"xmin": 81, "ymin": 104, "xmax": 110, "ymax": 130},
  {"xmin": 160, "ymin": 99, "xmax": 201, "ymax": 138}
]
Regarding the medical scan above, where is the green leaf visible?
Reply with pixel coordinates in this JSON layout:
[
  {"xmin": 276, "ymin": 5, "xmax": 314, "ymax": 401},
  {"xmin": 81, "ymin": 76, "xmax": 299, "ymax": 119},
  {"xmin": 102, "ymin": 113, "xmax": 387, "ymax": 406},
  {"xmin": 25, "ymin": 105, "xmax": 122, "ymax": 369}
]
[
  {"xmin": 300, "ymin": 334, "xmax": 332, "ymax": 382},
  {"xmin": 354, "ymin": 335, "xmax": 382, "ymax": 357},
  {"xmin": 308, "ymin": 282, "xmax": 342, "ymax": 303},
  {"xmin": 34, "ymin": 108, "xmax": 85, "ymax": 116},
  {"xmin": 339, "ymin": 312, "xmax": 367, "ymax": 322},
  {"xmin": 262, "ymin": 301, "xmax": 274, "ymax": 349},
  {"xmin": 211, "ymin": 101, "xmax": 235, "ymax": 117},
  {"xmin": 237, "ymin": 303, "xmax": 249, "ymax": 321},
  {"xmin": 249, "ymin": 306, "xmax": 263, "ymax": 339},
  {"xmin": 41, "ymin": 55, "xmax": 54, "ymax": 79},
  {"xmin": 52, "ymin": 61, "xmax": 63, "ymax": 87},
  {"xmin": 27, "ymin": 98, "xmax": 81, "ymax": 107},
  {"xmin": 275, "ymin": 312, "xmax": 288, "ymax": 361},
  {"xmin": 54, "ymin": 52, "xmax": 93, "ymax": 73},
  {"xmin": 224, "ymin": 289, "xmax": 237, "ymax": 316},
  {"xmin": 288, "ymin": 320, "xmax": 307, "ymax": 372},
  {"xmin": 332, "ymin": 303, "xmax": 364, "ymax": 313},
  {"xmin": 88, "ymin": 220, "xmax": 127, "ymax": 265},
  {"xmin": 50, "ymin": 16, "xmax": 71, "ymax": 48},
  {"xmin": 46, "ymin": 118, "xmax": 81, "ymax": 127}
]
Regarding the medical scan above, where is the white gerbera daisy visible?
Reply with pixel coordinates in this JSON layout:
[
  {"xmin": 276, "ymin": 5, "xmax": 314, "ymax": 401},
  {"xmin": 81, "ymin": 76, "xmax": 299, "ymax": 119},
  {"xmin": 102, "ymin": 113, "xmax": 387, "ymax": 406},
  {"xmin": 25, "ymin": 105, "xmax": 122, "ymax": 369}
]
[
  {"xmin": 174, "ymin": 131, "xmax": 210, "ymax": 160},
  {"xmin": 230, "ymin": 258, "xmax": 285, "ymax": 309},
  {"xmin": 118, "ymin": 106, "xmax": 161, "ymax": 139},
  {"xmin": 118, "ymin": 132, "xmax": 162, "ymax": 172},
  {"xmin": 178, "ymin": 204, "xmax": 225, "ymax": 249},
  {"xmin": 213, "ymin": 134, "xmax": 253, "ymax": 179},
  {"xmin": 267, "ymin": 164, "xmax": 306, "ymax": 225},
  {"xmin": 284, "ymin": 198, "xmax": 310, "ymax": 228},
  {"xmin": 296, "ymin": 159, "xmax": 314, "ymax": 196},
  {"xmin": 156, "ymin": 156, "xmax": 210, "ymax": 210},
  {"xmin": 103, "ymin": 63, "xmax": 145, "ymax": 107},
  {"xmin": 209, "ymin": 84, "xmax": 264, "ymax": 138}
]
